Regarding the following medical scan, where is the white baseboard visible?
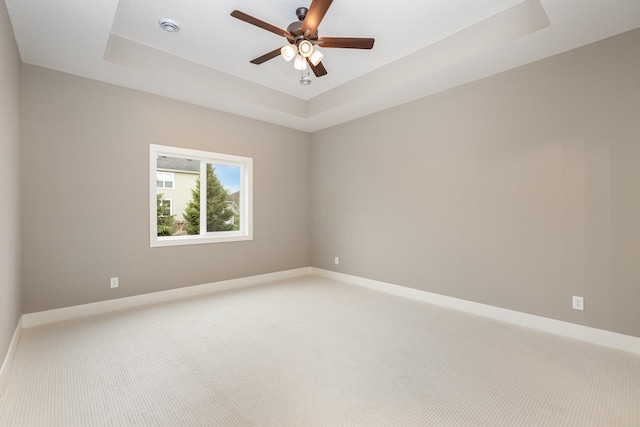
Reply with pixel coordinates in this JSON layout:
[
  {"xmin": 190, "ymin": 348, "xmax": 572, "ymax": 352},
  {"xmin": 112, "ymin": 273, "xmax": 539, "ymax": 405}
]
[
  {"xmin": 19, "ymin": 266, "xmax": 640, "ymax": 355},
  {"xmin": 311, "ymin": 268, "xmax": 640, "ymax": 355},
  {"xmin": 22, "ymin": 267, "xmax": 312, "ymax": 328},
  {"xmin": 0, "ymin": 317, "xmax": 22, "ymax": 395}
]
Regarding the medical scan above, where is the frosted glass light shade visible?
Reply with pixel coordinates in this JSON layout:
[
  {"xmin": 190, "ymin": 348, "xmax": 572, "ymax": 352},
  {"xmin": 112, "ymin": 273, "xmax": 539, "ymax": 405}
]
[
  {"xmin": 298, "ymin": 40, "xmax": 313, "ymax": 57},
  {"xmin": 281, "ymin": 44, "xmax": 297, "ymax": 62},
  {"xmin": 309, "ymin": 48, "xmax": 323, "ymax": 66},
  {"xmin": 294, "ymin": 54, "xmax": 307, "ymax": 70}
]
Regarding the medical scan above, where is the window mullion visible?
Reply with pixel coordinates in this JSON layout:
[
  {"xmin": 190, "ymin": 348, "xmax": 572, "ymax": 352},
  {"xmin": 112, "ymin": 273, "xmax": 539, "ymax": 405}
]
[{"xmin": 199, "ymin": 160, "xmax": 207, "ymax": 235}]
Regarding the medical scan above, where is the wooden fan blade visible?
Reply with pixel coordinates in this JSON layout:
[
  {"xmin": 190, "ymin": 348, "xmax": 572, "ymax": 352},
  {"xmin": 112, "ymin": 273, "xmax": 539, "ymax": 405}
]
[
  {"xmin": 250, "ymin": 48, "xmax": 282, "ymax": 64},
  {"xmin": 317, "ymin": 37, "xmax": 375, "ymax": 49},
  {"xmin": 231, "ymin": 10, "xmax": 291, "ymax": 38},
  {"xmin": 301, "ymin": 0, "xmax": 333, "ymax": 35},
  {"xmin": 308, "ymin": 59, "xmax": 328, "ymax": 77}
]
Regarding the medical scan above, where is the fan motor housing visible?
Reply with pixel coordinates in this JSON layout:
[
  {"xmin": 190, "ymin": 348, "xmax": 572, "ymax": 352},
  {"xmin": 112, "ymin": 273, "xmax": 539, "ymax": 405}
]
[
  {"xmin": 287, "ymin": 21, "xmax": 318, "ymax": 41},
  {"xmin": 287, "ymin": 7, "xmax": 319, "ymax": 41}
]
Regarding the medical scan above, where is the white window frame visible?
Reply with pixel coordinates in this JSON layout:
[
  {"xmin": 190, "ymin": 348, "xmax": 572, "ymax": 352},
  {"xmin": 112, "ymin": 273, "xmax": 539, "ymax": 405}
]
[
  {"xmin": 150, "ymin": 144, "xmax": 253, "ymax": 247},
  {"xmin": 156, "ymin": 172, "xmax": 174, "ymax": 189},
  {"xmin": 160, "ymin": 198, "xmax": 172, "ymax": 216}
]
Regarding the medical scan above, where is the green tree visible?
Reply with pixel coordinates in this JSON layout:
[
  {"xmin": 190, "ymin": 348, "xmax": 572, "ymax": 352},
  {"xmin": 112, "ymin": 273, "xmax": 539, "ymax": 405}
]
[
  {"xmin": 157, "ymin": 193, "xmax": 175, "ymax": 236},
  {"xmin": 184, "ymin": 164, "xmax": 234, "ymax": 235}
]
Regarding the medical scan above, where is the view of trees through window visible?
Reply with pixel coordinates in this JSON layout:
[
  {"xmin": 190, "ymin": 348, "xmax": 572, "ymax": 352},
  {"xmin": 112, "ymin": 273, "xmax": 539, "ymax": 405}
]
[{"xmin": 156, "ymin": 156, "xmax": 241, "ymax": 237}]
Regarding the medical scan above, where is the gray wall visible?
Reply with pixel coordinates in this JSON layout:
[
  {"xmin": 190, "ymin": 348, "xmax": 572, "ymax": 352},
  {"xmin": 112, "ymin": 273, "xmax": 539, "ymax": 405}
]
[
  {"xmin": 0, "ymin": 0, "xmax": 22, "ymax": 360},
  {"xmin": 311, "ymin": 29, "xmax": 640, "ymax": 338},
  {"xmin": 13, "ymin": 25, "xmax": 640, "ymax": 341},
  {"xmin": 20, "ymin": 65, "xmax": 312, "ymax": 313}
]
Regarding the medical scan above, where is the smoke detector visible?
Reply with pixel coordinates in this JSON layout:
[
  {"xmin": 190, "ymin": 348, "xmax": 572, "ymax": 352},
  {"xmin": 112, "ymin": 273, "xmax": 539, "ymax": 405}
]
[
  {"xmin": 158, "ymin": 19, "xmax": 181, "ymax": 34},
  {"xmin": 299, "ymin": 76, "xmax": 312, "ymax": 85}
]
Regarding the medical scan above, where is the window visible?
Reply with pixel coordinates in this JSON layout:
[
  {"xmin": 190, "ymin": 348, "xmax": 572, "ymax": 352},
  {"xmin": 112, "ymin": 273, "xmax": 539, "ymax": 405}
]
[
  {"xmin": 150, "ymin": 144, "xmax": 253, "ymax": 247},
  {"xmin": 156, "ymin": 172, "xmax": 174, "ymax": 189},
  {"xmin": 160, "ymin": 198, "xmax": 172, "ymax": 216}
]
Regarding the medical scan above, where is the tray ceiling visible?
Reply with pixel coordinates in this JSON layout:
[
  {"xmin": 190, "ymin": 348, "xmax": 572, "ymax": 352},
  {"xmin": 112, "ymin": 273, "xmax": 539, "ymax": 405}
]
[{"xmin": 5, "ymin": 0, "xmax": 640, "ymax": 131}]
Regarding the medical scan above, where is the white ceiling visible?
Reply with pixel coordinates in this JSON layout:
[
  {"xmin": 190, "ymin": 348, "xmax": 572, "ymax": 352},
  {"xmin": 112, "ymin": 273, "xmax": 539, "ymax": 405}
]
[{"xmin": 5, "ymin": 0, "xmax": 640, "ymax": 132}]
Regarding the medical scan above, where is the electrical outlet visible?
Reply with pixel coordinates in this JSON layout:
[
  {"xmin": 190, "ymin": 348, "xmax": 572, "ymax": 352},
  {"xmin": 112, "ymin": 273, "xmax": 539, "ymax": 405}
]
[
  {"xmin": 334, "ymin": 257, "xmax": 339, "ymax": 265},
  {"xmin": 110, "ymin": 277, "xmax": 119, "ymax": 289},
  {"xmin": 572, "ymin": 296, "xmax": 584, "ymax": 310}
]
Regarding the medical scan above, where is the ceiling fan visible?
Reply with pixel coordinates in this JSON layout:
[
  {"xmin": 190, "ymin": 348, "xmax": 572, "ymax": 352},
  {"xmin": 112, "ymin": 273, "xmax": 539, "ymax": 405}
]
[{"xmin": 230, "ymin": 0, "xmax": 375, "ymax": 80}]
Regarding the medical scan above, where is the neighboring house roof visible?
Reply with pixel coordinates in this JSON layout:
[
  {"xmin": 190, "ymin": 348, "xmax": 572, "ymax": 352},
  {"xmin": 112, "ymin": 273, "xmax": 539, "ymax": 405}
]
[
  {"xmin": 228, "ymin": 191, "xmax": 240, "ymax": 206},
  {"xmin": 157, "ymin": 156, "xmax": 199, "ymax": 173},
  {"xmin": 226, "ymin": 192, "xmax": 240, "ymax": 214}
]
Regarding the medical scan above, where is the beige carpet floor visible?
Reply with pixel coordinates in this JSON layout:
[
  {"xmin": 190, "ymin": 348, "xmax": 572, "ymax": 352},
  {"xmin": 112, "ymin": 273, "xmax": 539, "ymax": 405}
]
[{"xmin": 0, "ymin": 275, "xmax": 639, "ymax": 426}]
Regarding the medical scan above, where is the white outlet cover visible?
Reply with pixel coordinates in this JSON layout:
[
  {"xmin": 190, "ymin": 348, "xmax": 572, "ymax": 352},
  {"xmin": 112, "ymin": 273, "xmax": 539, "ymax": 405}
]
[
  {"xmin": 572, "ymin": 296, "xmax": 584, "ymax": 310},
  {"xmin": 110, "ymin": 277, "xmax": 119, "ymax": 288}
]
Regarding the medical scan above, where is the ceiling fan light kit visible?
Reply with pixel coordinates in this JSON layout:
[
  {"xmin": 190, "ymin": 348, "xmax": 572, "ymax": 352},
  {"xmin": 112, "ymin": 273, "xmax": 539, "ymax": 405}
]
[
  {"xmin": 294, "ymin": 54, "xmax": 308, "ymax": 71},
  {"xmin": 309, "ymin": 49, "xmax": 323, "ymax": 66},
  {"xmin": 298, "ymin": 40, "xmax": 314, "ymax": 57},
  {"xmin": 231, "ymin": 0, "xmax": 374, "ymax": 83},
  {"xmin": 281, "ymin": 40, "xmax": 323, "ymax": 68},
  {"xmin": 281, "ymin": 44, "xmax": 297, "ymax": 62}
]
